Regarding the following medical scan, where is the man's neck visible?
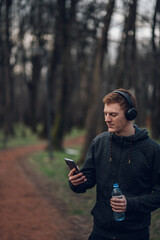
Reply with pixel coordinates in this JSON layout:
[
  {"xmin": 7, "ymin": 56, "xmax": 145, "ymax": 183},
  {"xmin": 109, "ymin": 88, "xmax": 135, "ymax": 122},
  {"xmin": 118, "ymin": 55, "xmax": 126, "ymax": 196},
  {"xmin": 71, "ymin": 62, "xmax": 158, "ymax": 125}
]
[{"xmin": 116, "ymin": 124, "xmax": 135, "ymax": 137}]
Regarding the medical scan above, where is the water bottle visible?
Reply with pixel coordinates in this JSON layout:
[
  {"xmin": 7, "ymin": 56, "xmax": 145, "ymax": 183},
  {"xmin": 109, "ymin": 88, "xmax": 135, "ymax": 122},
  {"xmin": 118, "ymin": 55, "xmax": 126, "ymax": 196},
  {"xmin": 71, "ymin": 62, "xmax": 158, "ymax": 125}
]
[{"xmin": 112, "ymin": 183, "xmax": 125, "ymax": 221}]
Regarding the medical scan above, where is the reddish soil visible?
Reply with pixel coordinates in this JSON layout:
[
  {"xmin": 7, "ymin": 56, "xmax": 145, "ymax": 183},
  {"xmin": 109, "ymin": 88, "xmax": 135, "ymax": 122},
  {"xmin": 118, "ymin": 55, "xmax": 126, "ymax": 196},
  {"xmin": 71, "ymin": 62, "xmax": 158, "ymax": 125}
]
[
  {"xmin": 0, "ymin": 139, "xmax": 92, "ymax": 240},
  {"xmin": 63, "ymin": 136, "xmax": 85, "ymax": 148}
]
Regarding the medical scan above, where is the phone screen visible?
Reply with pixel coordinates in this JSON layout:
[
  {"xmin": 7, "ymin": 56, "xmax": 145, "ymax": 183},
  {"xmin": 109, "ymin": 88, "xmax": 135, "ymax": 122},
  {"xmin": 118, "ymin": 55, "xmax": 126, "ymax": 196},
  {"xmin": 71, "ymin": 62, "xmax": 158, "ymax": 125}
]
[{"xmin": 64, "ymin": 158, "xmax": 79, "ymax": 172}]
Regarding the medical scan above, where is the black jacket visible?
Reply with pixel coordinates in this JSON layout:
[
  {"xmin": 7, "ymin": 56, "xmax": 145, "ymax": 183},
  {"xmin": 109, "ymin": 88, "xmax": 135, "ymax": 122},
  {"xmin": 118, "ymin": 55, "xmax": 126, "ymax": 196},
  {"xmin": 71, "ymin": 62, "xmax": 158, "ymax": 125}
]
[{"xmin": 69, "ymin": 126, "xmax": 160, "ymax": 238}]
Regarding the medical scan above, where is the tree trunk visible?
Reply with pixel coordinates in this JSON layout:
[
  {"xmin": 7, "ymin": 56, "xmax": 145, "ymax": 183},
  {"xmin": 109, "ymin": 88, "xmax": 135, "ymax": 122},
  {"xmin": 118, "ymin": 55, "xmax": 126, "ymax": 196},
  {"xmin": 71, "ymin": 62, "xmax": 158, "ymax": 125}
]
[
  {"xmin": 52, "ymin": 0, "xmax": 79, "ymax": 149},
  {"xmin": 23, "ymin": 0, "xmax": 44, "ymax": 133},
  {"xmin": 113, "ymin": 0, "xmax": 147, "ymax": 126},
  {"xmin": 28, "ymin": 53, "xmax": 41, "ymax": 132},
  {"xmin": 115, "ymin": 0, "xmax": 138, "ymax": 89},
  {"xmin": 3, "ymin": 0, "xmax": 13, "ymax": 136},
  {"xmin": 151, "ymin": 0, "xmax": 160, "ymax": 139},
  {"xmin": 80, "ymin": 0, "xmax": 116, "ymax": 162}
]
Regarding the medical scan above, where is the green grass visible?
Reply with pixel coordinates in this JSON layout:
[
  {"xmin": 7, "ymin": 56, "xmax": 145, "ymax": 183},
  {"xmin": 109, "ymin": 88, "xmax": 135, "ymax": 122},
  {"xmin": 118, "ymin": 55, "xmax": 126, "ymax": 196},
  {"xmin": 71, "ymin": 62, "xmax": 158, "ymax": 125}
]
[
  {"xmin": 64, "ymin": 127, "xmax": 86, "ymax": 139},
  {"xmin": 28, "ymin": 147, "xmax": 96, "ymax": 216},
  {"xmin": 150, "ymin": 209, "xmax": 160, "ymax": 240},
  {"xmin": 0, "ymin": 123, "xmax": 43, "ymax": 149}
]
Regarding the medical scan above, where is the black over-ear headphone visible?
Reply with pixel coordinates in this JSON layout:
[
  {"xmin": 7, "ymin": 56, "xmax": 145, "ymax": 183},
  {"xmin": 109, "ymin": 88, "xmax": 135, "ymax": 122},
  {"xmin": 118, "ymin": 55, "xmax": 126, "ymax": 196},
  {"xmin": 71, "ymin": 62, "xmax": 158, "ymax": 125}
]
[{"xmin": 113, "ymin": 90, "xmax": 137, "ymax": 121}]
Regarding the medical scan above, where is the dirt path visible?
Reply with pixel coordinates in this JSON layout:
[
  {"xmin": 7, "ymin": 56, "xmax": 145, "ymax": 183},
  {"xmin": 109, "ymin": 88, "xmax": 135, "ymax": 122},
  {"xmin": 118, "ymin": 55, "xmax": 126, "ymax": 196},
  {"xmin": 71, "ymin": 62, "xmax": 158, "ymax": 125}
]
[{"xmin": 0, "ymin": 141, "xmax": 91, "ymax": 240}]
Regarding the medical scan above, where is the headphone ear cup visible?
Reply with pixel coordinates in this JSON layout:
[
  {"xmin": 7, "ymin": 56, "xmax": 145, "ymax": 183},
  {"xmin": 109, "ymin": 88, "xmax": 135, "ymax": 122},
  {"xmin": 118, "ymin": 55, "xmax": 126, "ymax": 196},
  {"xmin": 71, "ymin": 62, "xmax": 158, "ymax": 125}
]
[{"xmin": 125, "ymin": 108, "xmax": 137, "ymax": 121}]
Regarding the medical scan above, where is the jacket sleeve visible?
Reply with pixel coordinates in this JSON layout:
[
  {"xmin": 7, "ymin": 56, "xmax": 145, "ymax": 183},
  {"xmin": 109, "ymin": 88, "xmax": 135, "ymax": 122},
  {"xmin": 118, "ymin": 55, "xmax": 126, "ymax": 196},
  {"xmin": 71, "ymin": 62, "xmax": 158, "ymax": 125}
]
[
  {"xmin": 69, "ymin": 140, "xmax": 96, "ymax": 193},
  {"xmin": 126, "ymin": 149, "xmax": 160, "ymax": 213}
]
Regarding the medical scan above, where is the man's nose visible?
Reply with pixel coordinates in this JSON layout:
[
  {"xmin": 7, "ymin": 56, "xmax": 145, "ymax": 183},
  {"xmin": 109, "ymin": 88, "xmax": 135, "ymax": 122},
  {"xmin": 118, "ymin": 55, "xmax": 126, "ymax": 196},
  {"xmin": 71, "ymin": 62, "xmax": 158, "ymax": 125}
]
[{"xmin": 105, "ymin": 114, "xmax": 111, "ymax": 122}]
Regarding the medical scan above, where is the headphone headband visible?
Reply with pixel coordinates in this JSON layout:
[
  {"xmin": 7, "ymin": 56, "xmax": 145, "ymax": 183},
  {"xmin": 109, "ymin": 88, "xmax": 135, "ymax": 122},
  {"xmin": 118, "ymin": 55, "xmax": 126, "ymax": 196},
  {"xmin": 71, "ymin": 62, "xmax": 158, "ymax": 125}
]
[{"xmin": 113, "ymin": 90, "xmax": 133, "ymax": 108}]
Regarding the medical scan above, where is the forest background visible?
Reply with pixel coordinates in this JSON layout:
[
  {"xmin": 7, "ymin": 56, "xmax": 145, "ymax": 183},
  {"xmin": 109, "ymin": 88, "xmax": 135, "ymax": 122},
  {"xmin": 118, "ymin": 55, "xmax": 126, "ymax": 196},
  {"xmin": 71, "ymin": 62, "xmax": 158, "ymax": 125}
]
[{"xmin": 0, "ymin": 0, "xmax": 160, "ymax": 160}]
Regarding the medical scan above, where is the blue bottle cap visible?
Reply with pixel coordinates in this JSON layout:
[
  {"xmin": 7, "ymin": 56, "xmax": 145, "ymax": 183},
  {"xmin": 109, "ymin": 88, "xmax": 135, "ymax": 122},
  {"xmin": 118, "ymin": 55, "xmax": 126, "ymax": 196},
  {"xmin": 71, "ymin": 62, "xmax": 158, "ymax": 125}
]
[{"xmin": 113, "ymin": 183, "xmax": 119, "ymax": 188}]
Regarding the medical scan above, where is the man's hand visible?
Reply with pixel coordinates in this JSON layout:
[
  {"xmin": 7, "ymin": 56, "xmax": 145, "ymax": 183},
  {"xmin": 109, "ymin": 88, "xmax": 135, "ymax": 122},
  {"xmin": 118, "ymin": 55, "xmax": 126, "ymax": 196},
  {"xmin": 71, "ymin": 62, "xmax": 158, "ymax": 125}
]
[
  {"xmin": 68, "ymin": 168, "xmax": 87, "ymax": 186},
  {"xmin": 110, "ymin": 195, "xmax": 127, "ymax": 212}
]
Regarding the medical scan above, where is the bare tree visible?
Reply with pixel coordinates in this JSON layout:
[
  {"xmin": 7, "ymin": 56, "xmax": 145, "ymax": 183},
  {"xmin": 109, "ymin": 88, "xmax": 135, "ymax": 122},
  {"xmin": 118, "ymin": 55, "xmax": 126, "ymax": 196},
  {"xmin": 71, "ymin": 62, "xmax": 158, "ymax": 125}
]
[
  {"xmin": 114, "ymin": 0, "xmax": 138, "ymax": 89},
  {"xmin": 51, "ymin": 0, "xmax": 79, "ymax": 149},
  {"xmin": 17, "ymin": 0, "xmax": 50, "ymax": 133},
  {"xmin": 2, "ymin": 0, "xmax": 14, "ymax": 135},
  {"xmin": 151, "ymin": 0, "xmax": 160, "ymax": 139},
  {"xmin": 80, "ymin": 0, "xmax": 116, "ymax": 162},
  {"xmin": 113, "ymin": 0, "xmax": 148, "ymax": 126}
]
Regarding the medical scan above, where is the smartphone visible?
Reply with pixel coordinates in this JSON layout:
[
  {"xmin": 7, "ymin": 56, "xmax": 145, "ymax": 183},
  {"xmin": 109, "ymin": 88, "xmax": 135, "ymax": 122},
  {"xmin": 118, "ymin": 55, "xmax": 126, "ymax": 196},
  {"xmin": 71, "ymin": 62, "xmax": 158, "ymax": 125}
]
[{"xmin": 64, "ymin": 158, "xmax": 79, "ymax": 173}]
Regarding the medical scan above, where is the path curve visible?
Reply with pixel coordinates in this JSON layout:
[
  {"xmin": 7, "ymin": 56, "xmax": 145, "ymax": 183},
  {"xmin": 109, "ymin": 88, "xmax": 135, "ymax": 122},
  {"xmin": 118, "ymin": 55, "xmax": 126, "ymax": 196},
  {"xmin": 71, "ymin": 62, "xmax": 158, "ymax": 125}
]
[{"xmin": 0, "ymin": 143, "xmax": 90, "ymax": 240}]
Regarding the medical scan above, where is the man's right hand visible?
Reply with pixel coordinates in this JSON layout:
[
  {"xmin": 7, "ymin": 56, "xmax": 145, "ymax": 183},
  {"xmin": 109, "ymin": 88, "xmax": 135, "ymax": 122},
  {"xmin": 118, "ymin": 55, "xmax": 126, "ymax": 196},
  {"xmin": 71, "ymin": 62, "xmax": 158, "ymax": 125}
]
[{"xmin": 68, "ymin": 168, "xmax": 87, "ymax": 186}]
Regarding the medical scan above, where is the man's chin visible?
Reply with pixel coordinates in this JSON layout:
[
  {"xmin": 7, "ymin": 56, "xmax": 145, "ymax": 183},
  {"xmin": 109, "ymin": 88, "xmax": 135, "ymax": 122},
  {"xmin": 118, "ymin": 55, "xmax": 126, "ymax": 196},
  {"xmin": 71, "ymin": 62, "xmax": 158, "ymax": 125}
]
[{"xmin": 108, "ymin": 127, "xmax": 115, "ymax": 133}]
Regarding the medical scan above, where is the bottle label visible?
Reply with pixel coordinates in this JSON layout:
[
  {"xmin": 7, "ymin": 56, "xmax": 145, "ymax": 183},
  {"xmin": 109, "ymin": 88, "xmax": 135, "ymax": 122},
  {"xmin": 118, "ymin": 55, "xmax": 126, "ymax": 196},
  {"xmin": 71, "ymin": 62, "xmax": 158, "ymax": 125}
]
[{"xmin": 112, "ymin": 195, "xmax": 122, "ymax": 199}]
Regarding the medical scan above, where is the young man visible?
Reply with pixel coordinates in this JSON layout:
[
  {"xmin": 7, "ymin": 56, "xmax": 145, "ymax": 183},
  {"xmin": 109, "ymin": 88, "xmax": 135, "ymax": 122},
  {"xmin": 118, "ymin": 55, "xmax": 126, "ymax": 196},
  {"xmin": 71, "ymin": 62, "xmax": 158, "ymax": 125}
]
[{"xmin": 68, "ymin": 89, "xmax": 160, "ymax": 240}]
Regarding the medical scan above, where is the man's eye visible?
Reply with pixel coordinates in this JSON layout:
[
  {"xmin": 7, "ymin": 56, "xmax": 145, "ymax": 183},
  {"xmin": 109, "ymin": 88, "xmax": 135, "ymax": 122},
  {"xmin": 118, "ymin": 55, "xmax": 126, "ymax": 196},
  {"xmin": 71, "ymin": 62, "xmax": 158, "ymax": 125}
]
[{"xmin": 111, "ymin": 114, "xmax": 117, "ymax": 117}]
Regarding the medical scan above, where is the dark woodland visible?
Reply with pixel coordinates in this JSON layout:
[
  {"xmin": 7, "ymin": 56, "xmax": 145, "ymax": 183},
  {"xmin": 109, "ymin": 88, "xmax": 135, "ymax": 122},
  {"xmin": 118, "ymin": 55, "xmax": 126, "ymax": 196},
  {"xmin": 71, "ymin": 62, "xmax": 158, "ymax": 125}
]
[{"xmin": 0, "ymin": 0, "xmax": 160, "ymax": 160}]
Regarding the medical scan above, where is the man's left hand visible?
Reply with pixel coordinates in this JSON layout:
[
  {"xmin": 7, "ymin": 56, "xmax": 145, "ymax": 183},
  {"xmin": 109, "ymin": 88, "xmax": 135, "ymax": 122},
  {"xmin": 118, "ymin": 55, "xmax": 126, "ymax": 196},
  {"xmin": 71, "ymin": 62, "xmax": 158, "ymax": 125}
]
[{"xmin": 110, "ymin": 195, "xmax": 127, "ymax": 212}]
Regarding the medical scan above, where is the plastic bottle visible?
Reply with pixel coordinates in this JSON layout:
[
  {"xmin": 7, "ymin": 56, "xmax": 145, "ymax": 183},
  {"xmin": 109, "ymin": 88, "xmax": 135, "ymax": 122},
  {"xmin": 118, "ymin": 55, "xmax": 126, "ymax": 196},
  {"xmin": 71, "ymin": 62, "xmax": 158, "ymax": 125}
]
[{"xmin": 112, "ymin": 183, "xmax": 125, "ymax": 221}]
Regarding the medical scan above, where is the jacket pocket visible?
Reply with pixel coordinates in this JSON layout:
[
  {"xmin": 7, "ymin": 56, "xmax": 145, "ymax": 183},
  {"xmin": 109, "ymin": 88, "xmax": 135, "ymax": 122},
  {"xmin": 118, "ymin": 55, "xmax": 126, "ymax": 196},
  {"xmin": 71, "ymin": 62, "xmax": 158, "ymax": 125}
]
[
  {"xmin": 91, "ymin": 201, "xmax": 113, "ymax": 229},
  {"xmin": 124, "ymin": 212, "xmax": 151, "ymax": 230}
]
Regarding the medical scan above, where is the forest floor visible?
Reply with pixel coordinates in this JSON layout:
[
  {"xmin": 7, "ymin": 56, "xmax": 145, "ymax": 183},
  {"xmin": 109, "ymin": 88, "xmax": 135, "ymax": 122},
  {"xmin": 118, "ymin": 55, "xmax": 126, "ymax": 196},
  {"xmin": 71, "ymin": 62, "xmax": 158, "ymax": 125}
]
[{"xmin": 0, "ymin": 137, "xmax": 92, "ymax": 240}]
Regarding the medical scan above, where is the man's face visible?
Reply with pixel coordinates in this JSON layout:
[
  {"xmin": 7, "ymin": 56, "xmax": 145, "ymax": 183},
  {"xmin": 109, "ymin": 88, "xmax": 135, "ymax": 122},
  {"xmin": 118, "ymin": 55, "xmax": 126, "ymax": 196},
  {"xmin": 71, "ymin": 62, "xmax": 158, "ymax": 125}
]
[{"xmin": 104, "ymin": 103, "xmax": 129, "ymax": 136}]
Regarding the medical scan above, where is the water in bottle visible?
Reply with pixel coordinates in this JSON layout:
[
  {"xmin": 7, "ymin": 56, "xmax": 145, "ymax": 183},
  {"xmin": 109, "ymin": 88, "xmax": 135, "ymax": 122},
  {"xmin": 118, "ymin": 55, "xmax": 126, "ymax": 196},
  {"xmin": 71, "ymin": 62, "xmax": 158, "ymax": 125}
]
[{"xmin": 112, "ymin": 183, "xmax": 125, "ymax": 221}]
